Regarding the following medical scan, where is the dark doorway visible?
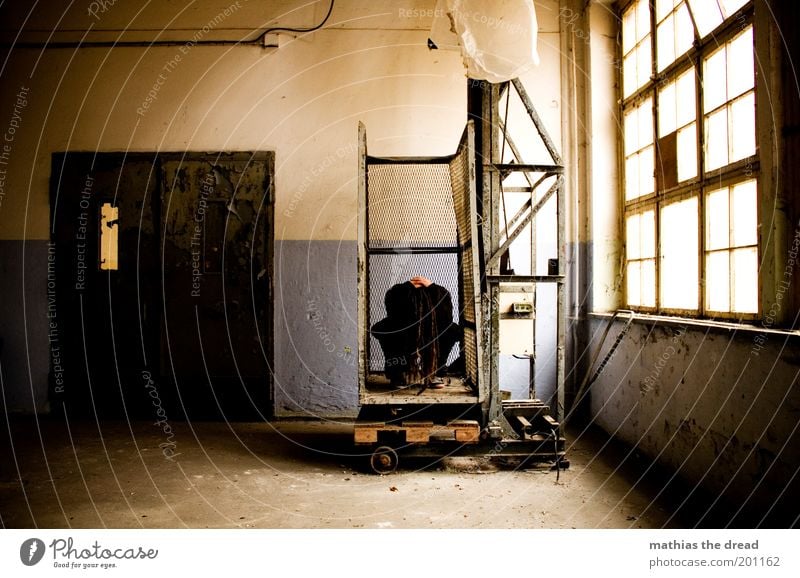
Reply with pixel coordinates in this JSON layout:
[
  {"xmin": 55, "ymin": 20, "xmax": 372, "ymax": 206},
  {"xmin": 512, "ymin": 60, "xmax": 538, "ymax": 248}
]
[{"xmin": 49, "ymin": 152, "xmax": 273, "ymax": 421}]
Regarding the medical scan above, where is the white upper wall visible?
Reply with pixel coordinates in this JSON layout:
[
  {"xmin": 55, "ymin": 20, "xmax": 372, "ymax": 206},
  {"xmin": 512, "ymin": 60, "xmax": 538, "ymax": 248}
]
[{"xmin": 0, "ymin": 0, "xmax": 563, "ymax": 241}]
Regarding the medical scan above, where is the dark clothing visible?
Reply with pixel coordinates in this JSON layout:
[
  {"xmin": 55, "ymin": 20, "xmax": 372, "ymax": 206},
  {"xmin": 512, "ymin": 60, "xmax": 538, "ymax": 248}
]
[{"xmin": 371, "ymin": 281, "xmax": 461, "ymax": 384}]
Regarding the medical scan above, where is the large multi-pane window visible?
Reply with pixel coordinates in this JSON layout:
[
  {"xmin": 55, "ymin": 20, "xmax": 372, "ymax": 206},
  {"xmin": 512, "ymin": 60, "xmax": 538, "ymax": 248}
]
[{"xmin": 621, "ymin": 0, "xmax": 757, "ymax": 318}]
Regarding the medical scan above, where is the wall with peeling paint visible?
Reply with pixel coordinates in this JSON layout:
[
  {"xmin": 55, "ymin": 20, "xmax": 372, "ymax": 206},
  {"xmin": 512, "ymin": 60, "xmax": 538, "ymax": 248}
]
[
  {"xmin": 0, "ymin": 0, "xmax": 564, "ymax": 416},
  {"xmin": 587, "ymin": 319, "xmax": 800, "ymax": 524}
]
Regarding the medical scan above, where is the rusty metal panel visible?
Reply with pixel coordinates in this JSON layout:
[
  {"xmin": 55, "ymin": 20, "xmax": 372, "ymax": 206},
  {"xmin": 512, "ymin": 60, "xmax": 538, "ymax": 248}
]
[
  {"xmin": 358, "ymin": 122, "xmax": 369, "ymax": 396},
  {"xmin": 159, "ymin": 152, "xmax": 272, "ymax": 418},
  {"xmin": 449, "ymin": 121, "xmax": 483, "ymax": 394}
]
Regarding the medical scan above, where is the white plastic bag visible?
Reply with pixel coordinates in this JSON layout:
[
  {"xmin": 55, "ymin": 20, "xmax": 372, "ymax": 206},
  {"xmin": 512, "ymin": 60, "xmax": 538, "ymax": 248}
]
[{"xmin": 430, "ymin": 0, "xmax": 540, "ymax": 82}]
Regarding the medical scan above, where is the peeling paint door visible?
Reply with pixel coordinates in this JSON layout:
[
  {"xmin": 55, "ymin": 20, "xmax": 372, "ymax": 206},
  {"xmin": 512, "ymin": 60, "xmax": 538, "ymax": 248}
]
[
  {"xmin": 50, "ymin": 153, "xmax": 161, "ymax": 418},
  {"xmin": 50, "ymin": 152, "xmax": 273, "ymax": 420},
  {"xmin": 159, "ymin": 153, "xmax": 273, "ymax": 419}
]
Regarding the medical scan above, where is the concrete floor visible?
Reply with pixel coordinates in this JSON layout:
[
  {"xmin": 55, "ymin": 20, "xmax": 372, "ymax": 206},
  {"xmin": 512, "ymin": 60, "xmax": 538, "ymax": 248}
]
[{"xmin": 0, "ymin": 417, "xmax": 734, "ymax": 529}]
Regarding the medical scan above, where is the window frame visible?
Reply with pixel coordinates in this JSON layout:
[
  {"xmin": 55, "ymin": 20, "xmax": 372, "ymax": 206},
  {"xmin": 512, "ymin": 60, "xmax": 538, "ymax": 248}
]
[{"xmin": 618, "ymin": 0, "xmax": 760, "ymax": 321}]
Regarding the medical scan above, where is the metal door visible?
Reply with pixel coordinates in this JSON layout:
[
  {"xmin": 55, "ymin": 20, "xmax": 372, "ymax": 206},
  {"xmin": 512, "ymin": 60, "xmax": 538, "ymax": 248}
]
[{"xmin": 159, "ymin": 153, "xmax": 273, "ymax": 419}]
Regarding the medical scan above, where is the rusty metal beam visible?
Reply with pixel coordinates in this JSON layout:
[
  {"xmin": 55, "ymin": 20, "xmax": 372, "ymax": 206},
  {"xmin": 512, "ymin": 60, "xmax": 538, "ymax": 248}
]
[
  {"xmin": 488, "ymin": 164, "xmax": 564, "ymax": 173},
  {"xmin": 486, "ymin": 176, "xmax": 562, "ymax": 269},
  {"xmin": 504, "ymin": 172, "xmax": 552, "ymax": 232},
  {"xmin": 498, "ymin": 118, "xmax": 534, "ymax": 189},
  {"xmin": 511, "ymin": 77, "xmax": 564, "ymax": 166}
]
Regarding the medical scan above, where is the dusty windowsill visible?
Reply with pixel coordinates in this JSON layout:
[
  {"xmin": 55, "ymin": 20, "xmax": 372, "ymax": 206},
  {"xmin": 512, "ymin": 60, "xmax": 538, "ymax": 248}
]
[{"xmin": 588, "ymin": 311, "xmax": 800, "ymax": 338}]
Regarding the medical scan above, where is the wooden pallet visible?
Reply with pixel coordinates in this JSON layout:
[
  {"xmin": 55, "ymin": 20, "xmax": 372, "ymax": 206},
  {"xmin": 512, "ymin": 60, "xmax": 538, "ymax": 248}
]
[{"xmin": 354, "ymin": 420, "xmax": 481, "ymax": 445}]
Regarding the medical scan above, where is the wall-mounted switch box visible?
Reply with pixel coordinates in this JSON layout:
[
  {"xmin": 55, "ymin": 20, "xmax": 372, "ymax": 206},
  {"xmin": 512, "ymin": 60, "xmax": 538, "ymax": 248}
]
[{"xmin": 512, "ymin": 302, "xmax": 533, "ymax": 314}]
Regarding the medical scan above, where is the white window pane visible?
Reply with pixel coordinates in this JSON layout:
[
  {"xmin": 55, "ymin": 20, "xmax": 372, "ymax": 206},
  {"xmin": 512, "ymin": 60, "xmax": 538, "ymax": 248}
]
[
  {"xmin": 637, "ymin": 0, "xmax": 651, "ymax": 43},
  {"xmin": 641, "ymin": 209, "xmax": 656, "ymax": 258},
  {"xmin": 638, "ymin": 38, "xmax": 652, "ymax": 88},
  {"xmin": 623, "ymin": 6, "xmax": 637, "ymax": 54},
  {"xmin": 640, "ymin": 98, "xmax": 654, "ymax": 145},
  {"xmin": 657, "ymin": 14, "xmax": 676, "ymax": 72},
  {"xmin": 660, "ymin": 197, "xmax": 699, "ymax": 310},
  {"xmin": 625, "ymin": 156, "xmax": 640, "ymax": 200},
  {"xmin": 677, "ymin": 123, "xmax": 697, "ymax": 181},
  {"xmin": 624, "ymin": 53, "xmax": 637, "ymax": 98},
  {"xmin": 659, "ymin": 81, "xmax": 677, "ymax": 136},
  {"xmin": 720, "ymin": 0, "xmax": 749, "ymax": 18},
  {"xmin": 730, "ymin": 92, "xmax": 756, "ymax": 162},
  {"xmin": 704, "ymin": 47, "xmax": 727, "ymax": 112},
  {"xmin": 624, "ymin": 107, "xmax": 638, "ymax": 154},
  {"xmin": 732, "ymin": 247, "xmax": 758, "ymax": 313},
  {"xmin": 627, "ymin": 213, "xmax": 641, "ymax": 260},
  {"xmin": 639, "ymin": 147, "xmax": 655, "ymax": 195},
  {"xmin": 728, "ymin": 27, "xmax": 754, "ymax": 98},
  {"xmin": 676, "ymin": 68, "xmax": 696, "ymax": 127},
  {"xmin": 731, "ymin": 179, "xmax": 758, "ymax": 246},
  {"xmin": 656, "ymin": 0, "xmax": 673, "ymax": 23},
  {"xmin": 705, "ymin": 108, "xmax": 729, "ymax": 171},
  {"xmin": 687, "ymin": 0, "xmax": 723, "ymax": 37},
  {"xmin": 675, "ymin": 3, "xmax": 694, "ymax": 59},
  {"xmin": 627, "ymin": 261, "xmax": 642, "ymax": 306},
  {"xmin": 637, "ymin": 47, "xmax": 649, "ymax": 92},
  {"xmin": 706, "ymin": 251, "xmax": 730, "ymax": 312},
  {"xmin": 706, "ymin": 187, "xmax": 730, "ymax": 250},
  {"xmin": 642, "ymin": 259, "xmax": 656, "ymax": 307}
]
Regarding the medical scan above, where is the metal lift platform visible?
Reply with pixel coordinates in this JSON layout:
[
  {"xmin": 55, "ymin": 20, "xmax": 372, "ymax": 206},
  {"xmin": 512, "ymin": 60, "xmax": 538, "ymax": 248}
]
[{"xmin": 356, "ymin": 79, "xmax": 568, "ymax": 474}]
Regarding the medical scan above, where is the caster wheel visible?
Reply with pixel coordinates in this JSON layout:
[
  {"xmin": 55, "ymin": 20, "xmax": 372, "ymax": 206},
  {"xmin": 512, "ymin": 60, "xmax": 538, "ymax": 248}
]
[{"xmin": 369, "ymin": 445, "xmax": 399, "ymax": 474}]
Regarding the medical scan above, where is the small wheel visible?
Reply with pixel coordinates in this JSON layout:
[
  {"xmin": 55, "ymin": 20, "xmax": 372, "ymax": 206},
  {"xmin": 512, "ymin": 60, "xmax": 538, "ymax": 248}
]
[{"xmin": 369, "ymin": 445, "xmax": 399, "ymax": 474}]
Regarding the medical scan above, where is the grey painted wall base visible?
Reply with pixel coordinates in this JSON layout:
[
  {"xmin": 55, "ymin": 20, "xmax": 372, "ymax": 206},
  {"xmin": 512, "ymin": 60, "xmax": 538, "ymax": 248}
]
[
  {"xmin": 588, "ymin": 317, "xmax": 800, "ymax": 524},
  {"xmin": 1, "ymin": 237, "xmax": 564, "ymax": 418},
  {"xmin": 0, "ymin": 240, "xmax": 50, "ymax": 414},
  {"xmin": 273, "ymin": 240, "xmax": 359, "ymax": 417}
]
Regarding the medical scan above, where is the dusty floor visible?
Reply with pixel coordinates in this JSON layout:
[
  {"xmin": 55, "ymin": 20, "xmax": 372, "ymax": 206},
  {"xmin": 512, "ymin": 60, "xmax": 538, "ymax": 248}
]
[{"xmin": 0, "ymin": 417, "xmax": 738, "ymax": 528}]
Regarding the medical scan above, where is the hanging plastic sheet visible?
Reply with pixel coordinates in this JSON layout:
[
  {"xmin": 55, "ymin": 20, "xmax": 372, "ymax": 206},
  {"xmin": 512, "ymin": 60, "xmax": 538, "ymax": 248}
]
[{"xmin": 429, "ymin": 0, "xmax": 540, "ymax": 82}]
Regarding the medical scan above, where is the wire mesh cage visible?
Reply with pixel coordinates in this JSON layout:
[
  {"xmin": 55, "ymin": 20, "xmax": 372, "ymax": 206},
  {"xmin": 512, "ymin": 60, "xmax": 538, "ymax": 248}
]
[{"xmin": 358, "ymin": 122, "xmax": 483, "ymax": 402}]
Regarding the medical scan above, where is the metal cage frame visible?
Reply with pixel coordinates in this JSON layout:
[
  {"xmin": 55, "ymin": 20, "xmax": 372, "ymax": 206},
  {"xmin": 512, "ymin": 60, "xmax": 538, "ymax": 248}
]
[{"xmin": 357, "ymin": 121, "xmax": 485, "ymax": 406}]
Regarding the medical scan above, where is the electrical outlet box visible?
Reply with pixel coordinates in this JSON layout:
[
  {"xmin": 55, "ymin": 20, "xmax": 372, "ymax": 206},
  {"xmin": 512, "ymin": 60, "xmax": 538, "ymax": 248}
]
[{"xmin": 512, "ymin": 302, "xmax": 533, "ymax": 314}]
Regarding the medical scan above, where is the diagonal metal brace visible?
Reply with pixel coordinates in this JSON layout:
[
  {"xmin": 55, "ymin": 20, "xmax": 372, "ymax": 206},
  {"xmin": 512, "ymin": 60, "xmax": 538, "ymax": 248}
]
[
  {"xmin": 511, "ymin": 77, "xmax": 563, "ymax": 166},
  {"xmin": 487, "ymin": 175, "xmax": 563, "ymax": 270},
  {"xmin": 498, "ymin": 118, "xmax": 534, "ymax": 190},
  {"xmin": 505, "ymin": 172, "xmax": 551, "ymax": 232}
]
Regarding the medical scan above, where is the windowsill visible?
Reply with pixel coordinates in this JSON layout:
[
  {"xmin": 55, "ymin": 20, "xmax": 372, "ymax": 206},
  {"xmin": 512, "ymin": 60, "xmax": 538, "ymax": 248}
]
[{"xmin": 588, "ymin": 311, "xmax": 800, "ymax": 337}]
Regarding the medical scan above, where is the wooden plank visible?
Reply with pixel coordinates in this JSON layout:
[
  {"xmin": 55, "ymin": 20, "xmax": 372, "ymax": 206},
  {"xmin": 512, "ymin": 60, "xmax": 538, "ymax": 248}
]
[
  {"xmin": 354, "ymin": 423, "xmax": 380, "ymax": 444},
  {"xmin": 402, "ymin": 420, "xmax": 433, "ymax": 442},
  {"xmin": 355, "ymin": 419, "xmax": 481, "ymax": 445},
  {"xmin": 451, "ymin": 420, "xmax": 480, "ymax": 443},
  {"xmin": 360, "ymin": 392, "xmax": 479, "ymax": 405},
  {"xmin": 405, "ymin": 429, "xmax": 431, "ymax": 443},
  {"xmin": 454, "ymin": 425, "xmax": 480, "ymax": 443}
]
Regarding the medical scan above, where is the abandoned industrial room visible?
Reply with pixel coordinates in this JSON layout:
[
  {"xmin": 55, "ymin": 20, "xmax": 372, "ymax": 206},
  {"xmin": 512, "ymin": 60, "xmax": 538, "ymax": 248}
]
[{"xmin": 0, "ymin": 0, "xmax": 798, "ymax": 532}]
